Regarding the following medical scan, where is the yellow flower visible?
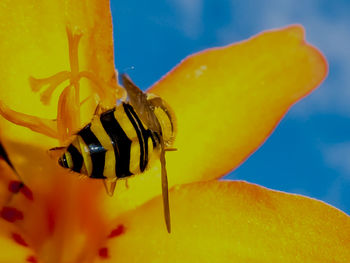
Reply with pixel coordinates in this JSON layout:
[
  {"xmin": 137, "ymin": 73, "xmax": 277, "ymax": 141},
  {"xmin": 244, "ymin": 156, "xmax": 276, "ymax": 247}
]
[{"xmin": 0, "ymin": 1, "xmax": 349, "ymax": 263}]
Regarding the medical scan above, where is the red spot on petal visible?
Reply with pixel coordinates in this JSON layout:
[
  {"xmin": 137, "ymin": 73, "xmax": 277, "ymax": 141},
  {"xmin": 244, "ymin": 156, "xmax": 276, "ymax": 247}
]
[
  {"xmin": 11, "ymin": 232, "xmax": 28, "ymax": 247},
  {"xmin": 7, "ymin": 181, "xmax": 33, "ymax": 201},
  {"xmin": 99, "ymin": 247, "xmax": 109, "ymax": 259},
  {"xmin": 20, "ymin": 185, "xmax": 34, "ymax": 201},
  {"xmin": 47, "ymin": 208, "xmax": 56, "ymax": 234},
  {"xmin": 8, "ymin": 181, "xmax": 23, "ymax": 193},
  {"xmin": 26, "ymin": 256, "xmax": 38, "ymax": 263},
  {"xmin": 1, "ymin": 206, "xmax": 23, "ymax": 222},
  {"xmin": 108, "ymin": 224, "xmax": 125, "ymax": 238}
]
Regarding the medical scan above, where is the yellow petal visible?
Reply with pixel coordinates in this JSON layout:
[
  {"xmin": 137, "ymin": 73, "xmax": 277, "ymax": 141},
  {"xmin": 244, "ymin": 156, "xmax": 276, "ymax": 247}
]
[
  {"xmin": 152, "ymin": 25, "xmax": 327, "ymax": 183},
  {"xmin": 0, "ymin": 0, "xmax": 117, "ymax": 160},
  {"xmin": 103, "ymin": 25, "xmax": 327, "ymax": 217},
  {"xmin": 97, "ymin": 181, "xmax": 350, "ymax": 262},
  {"xmin": 0, "ymin": 220, "xmax": 36, "ymax": 263}
]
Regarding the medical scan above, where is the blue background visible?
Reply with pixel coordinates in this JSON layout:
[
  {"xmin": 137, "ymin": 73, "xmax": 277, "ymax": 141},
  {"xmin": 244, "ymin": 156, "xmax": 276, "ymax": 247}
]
[{"xmin": 110, "ymin": 0, "xmax": 350, "ymax": 214}]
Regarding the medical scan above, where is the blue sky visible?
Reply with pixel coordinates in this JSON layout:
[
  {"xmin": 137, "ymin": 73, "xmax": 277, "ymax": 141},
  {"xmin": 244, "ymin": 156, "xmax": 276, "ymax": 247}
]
[{"xmin": 110, "ymin": 0, "xmax": 350, "ymax": 214}]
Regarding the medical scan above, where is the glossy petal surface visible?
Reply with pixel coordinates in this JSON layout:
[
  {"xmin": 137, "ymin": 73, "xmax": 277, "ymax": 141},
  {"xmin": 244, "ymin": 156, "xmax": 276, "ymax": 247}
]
[
  {"xmin": 98, "ymin": 181, "xmax": 350, "ymax": 263},
  {"xmin": 103, "ymin": 26, "xmax": 327, "ymax": 216}
]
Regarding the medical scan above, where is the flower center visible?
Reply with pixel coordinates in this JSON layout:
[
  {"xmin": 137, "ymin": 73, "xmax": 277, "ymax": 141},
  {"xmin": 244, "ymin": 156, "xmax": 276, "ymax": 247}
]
[{"xmin": 0, "ymin": 27, "xmax": 125, "ymax": 263}]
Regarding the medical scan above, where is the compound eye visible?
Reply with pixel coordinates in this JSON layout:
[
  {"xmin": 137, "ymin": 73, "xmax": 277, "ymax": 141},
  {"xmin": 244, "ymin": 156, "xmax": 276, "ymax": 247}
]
[{"xmin": 58, "ymin": 154, "xmax": 69, "ymax": 168}]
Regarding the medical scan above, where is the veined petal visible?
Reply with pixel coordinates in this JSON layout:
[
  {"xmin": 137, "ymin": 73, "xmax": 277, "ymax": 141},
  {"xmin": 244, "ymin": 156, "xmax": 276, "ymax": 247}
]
[
  {"xmin": 97, "ymin": 181, "xmax": 350, "ymax": 263},
  {"xmin": 0, "ymin": 0, "xmax": 117, "ymax": 167},
  {"xmin": 103, "ymin": 25, "xmax": 328, "ymax": 217}
]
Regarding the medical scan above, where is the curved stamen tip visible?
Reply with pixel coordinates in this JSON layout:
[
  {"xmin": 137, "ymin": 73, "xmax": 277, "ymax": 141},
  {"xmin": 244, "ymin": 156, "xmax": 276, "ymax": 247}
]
[{"xmin": 29, "ymin": 76, "xmax": 45, "ymax": 92}]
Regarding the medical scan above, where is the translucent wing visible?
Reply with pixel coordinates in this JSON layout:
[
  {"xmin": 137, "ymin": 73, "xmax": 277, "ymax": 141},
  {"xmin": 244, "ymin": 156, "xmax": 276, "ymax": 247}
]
[{"xmin": 121, "ymin": 74, "xmax": 161, "ymax": 133}]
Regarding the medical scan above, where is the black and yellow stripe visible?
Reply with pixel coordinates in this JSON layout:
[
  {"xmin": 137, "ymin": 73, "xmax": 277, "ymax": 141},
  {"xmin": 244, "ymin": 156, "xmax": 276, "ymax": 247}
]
[
  {"xmin": 123, "ymin": 103, "xmax": 150, "ymax": 172},
  {"xmin": 100, "ymin": 108, "xmax": 132, "ymax": 178},
  {"xmin": 59, "ymin": 103, "xmax": 159, "ymax": 179},
  {"xmin": 78, "ymin": 124, "xmax": 107, "ymax": 178},
  {"xmin": 55, "ymin": 73, "xmax": 176, "ymax": 233}
]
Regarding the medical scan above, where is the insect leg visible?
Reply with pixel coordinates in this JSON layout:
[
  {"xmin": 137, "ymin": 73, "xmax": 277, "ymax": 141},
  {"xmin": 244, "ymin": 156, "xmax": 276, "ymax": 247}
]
[
  {"xmin": 124, "ymin": 179, "xmax": 129, "ymax": 189},
  {"xmin": 165, "ymin": 148, "xmax": 177, "ymax": 152},
  {"xmin": 93, "ymin": 103, "xmax": 101, "ymax": 116},
  {"xmin": 160, "ymin": 139, "xmax": 171, "ymax": 233},
  {"xmin": 103, "ymin": 178, "xmax": 117, "ymax": 197}
]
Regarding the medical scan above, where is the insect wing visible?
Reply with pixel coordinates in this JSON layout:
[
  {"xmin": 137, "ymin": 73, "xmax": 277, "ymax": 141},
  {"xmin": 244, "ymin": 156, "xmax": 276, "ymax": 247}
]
[
  {"xmin": 121, "ymin": 74, "xmax": 172, "ymax": 233},
  {"xmin": 121, "ymin": 74, "xmax": 161, "ymax": 133}
]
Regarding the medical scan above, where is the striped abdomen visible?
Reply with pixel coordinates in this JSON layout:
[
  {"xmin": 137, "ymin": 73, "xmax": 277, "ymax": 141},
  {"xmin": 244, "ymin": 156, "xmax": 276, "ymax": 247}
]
[{"xmin": 58, "ymin": 103, "xmax": 159, "ymax": 179}]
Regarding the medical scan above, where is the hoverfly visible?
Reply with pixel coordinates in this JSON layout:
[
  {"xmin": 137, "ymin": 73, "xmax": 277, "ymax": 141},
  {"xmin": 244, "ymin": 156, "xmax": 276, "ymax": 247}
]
[
  {"xmin": 53, "ymin": 74, "xmax": 176, "ymax": 233},
  {"xmin": 0, "ymin": 28, "xmax": 176, "ymax": 233}
]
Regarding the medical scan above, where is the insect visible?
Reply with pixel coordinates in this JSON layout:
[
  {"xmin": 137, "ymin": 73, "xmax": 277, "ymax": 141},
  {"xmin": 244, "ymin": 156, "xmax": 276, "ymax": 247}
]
[{"xmin": 54, "ymin": 74, "xmax": 176, "ymax": 233}]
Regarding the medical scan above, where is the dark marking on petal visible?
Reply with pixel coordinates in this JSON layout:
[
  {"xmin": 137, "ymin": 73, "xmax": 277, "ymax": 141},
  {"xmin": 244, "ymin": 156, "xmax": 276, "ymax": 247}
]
[
  {"xmin": 11, "ymin": 232, "xmax": 28, "ymax": 247},
  {"xmin": 47, "ymin": 208, "xmax": 56, "ymax": 234},
  {"xmin": 1, "ymin": 207, "xmax": 23, "ymax": 222},
  {"xmin": 20, "ymin": 185, "xmax": 34, "ymax": 201},
  {"xmin": 26, "ymin": 256, "xmax": 38, "ymax": 263},
  {"xmin": 0, "ymin": 142, "xmax": 14, "ymax": 169},
  {"xmin": 98, "ymin": 247, "xmax": 109, "ymax": 259},
  {"xmin": 108, "ymin": 224, "xmax": 125, "ymax": 238},
  {"xmin": 8, "ymin": 181, "xmax": 33, "ymax": 201},
  {"xmin": 8, "ymin": 181, "xmax": 23, "ymax": 194}
]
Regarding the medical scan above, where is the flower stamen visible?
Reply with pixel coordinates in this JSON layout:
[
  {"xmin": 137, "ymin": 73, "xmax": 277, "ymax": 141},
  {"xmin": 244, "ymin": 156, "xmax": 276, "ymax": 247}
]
[
  {"xmin": 0, "ymin": 26, "xmax": 122, "ymax": 145},
  {"xmin": 29, "ymin": 71, "xmax": 71, "ymax": 105},
  {"xmin": 0, "ymin": 101, "xmax": 58, "ymax": 139}
]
